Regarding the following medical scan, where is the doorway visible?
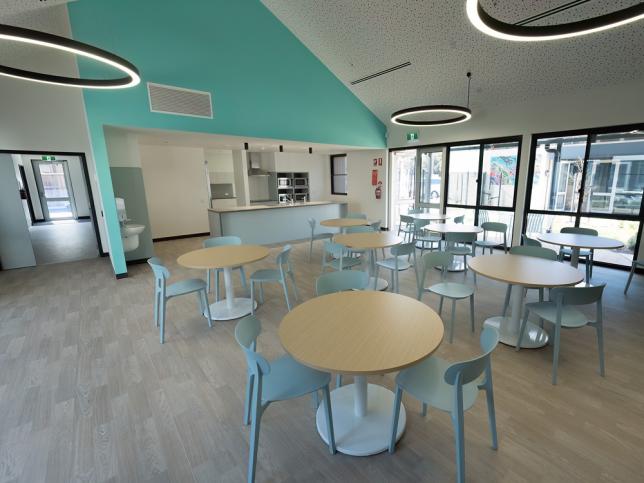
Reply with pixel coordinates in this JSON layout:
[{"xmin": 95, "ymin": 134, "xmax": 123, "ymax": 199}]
[{"xmin": 33, "ymin": 159, "xmax": 77, "ymax": 220}]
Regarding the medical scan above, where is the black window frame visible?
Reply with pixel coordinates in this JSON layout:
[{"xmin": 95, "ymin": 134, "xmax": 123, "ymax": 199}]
[{"xmin": 330, "ymin": 153, "xmax": 348, "ymax": 195}]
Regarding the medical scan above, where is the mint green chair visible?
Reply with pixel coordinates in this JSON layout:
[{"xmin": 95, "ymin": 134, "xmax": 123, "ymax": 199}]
[
  {"xmin": 203, "ymin": 236, "xmax": 247, "ymax": 301},
  {"xmin": 307, "ymin": 217, "xmax": 334, "ymax": 261},
  {"xmin": 624, "ymin": 259, "xmax": 644, "ymax": 294},
  {"xmin": 517, "ymin": 284, "xmax": 606, "ymax": 385},
  {"xmin": 408, "ymin": 207, "xmax": 423, "ymax": 214},
  {"xmin": 389, "ymin": 327, "xmax": 500, "ymax": 483},
  {"xmin": 475, "ymin": 222, "xmax": 508, "ymax": 254},
  {"xmin": 453, "ymin": 215, "xmax": 465, "ymax": 224},
  {"xmin": 418, "ymin": 251, "xmax": 475, "ymax": 343},
  {"xmin": 147, "ymin": 257, "xmax": 212, "ymax": 344},
  {"xmin": 445, "ymin": 232, "xmax": 477, "ymax": 280},
  {"xmin": 249, "ymin": 245, "xmax": 298, "ymax": 313},
  {"xmin": 321, "ymin": 241, "xmax": 361, "ymax": 272},
  {"xmin": 521, "ymin": 234, "xmax": 541, "ymax": 247},
  {"xmin": 235, "ymin": 315, "xmax": 336, "ymax": 483},
  {"xmin": 316, "ymin": 270, "xmax": 369, "ymax": 296},
  {"xmin": 501, "ymin": 245, "xmax": 558, "ymax": 317},
  {"xmin": 346, "ymin": 212, "xmax": 367, "ymax": 219},
  {"xmin": 398, "ymin": 214, "xmax": 416, "ymax": 243},
  {"xmin": 413, "ymin": 218, "xmax": 441, "ymax": 255},
  {"xmin": 375, "ymin": 242, "xmax": 418, "ymax": 294},
  {"xmin": 559, "ymin": 227, "xmax": 598, "ymax": 281}
]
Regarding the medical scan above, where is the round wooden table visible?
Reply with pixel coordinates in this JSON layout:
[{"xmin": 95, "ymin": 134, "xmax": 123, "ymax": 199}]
[
  {"xmin": 469, "ymin": 254, "xmax": 583, "ymax": 348},
  {"xmin": 407, "ymin": 212, "xmax": 451, "ymax": 221},
  {"xmin": 334, "ymin": 232, "xmax": 403, "ymax": 290},
  {"xmin": 279, "ymin": 291, "xmax": 444, "ymax": 456},
  {"xmin": 423, "ymin": 223, "xmax": 483, "ymax": 271},
  {"xmin": 320, "ymin": 218, "xmax": 371, "ymax": 233},
  {"xmin": 537, "ymin": 233, "xmax": 624, "ymax": 282},
  {"xmin": 177, "ymin": 245, "xmax": 269, "ymax": 320}
]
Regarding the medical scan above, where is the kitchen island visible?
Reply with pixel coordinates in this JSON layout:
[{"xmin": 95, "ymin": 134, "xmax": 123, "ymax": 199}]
[{"xmin": 208, "ymin": 201, "xmax": 348, "ymax": 244}]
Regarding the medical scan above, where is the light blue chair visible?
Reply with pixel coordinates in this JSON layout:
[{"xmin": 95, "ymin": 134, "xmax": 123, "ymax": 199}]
[
  {"xmin": 517, "ymin": 283, "xmax": 606, "ymax": 385},
  {"xmin": 307, "ymin": 217, "xmax": 333, "ymax": 261},
  {"xmin": 389, "ymin": 327, "xmax": 500, "ymax": 483},
  {"xmin": 445, "ymin": 232, "xmax": 477, "ymax": 280},
  {"xmin": 408, "ymin": 207, "xmax": 423, "ymax": 214},
  {"xmin": 453, "ymin": 215, "xmax": 465, "ymax": 224},
  {"xmin": 147, "ymin": 257, "xmax": 211, "ymax": 344},
  {"xmin": 624, "ymin": 259, "xmax": 644, "ymax": 294},
  {"xmin": 203, "ymin": 236, "xmax": 247, "ymax": 301},
  {"xmin": 398, "ymin": 214, "xmax": 416, "ymax": 243},
  {"xmin": 316, "ymin": 270, "xmax": 369, "ymax": 296},
  {"xmin": 235, "ymin": 315, "xmax": 336, "ymax": 483},
  {"xmin": 558, "ymin": 227, "xmax": 598, "ymax": 282},
  {"xmin": 346, "ymin": 212, "xmax": 367, "ymax": 219},
  {"xmin": 321, "ymin": 241, "xmax": 361, "ymax": 272},
  {"xmin": 413, "ymin": 218, "xmax": 441, "ymax": 255},
  {"xmin": 501, "ymin": 245, "xmax": 559, "ymax": 317},
  {"xmin": 475, "ymin": 222, "xmax": 508, "ymax": 254},
  {"xmin": 249, "ymin": 245, "xmax": 298, "ymax": 313},
  {"xmin": 521, "ymin": 234, "xmax": 541, "ymax": 247},
  {"xmin": 418, "ymin": 251, "xmax": 475, "ymax": 343},
  {"xmin": 375, "ymin": 242, "xmax": 418, "ymax": 294}
]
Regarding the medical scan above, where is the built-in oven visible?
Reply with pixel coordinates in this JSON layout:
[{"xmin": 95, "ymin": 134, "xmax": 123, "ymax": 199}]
[
  {"xmin": 293, "ymin": 178, "xmax": 308, "ymax": 187},
  {"xmin": 294, "ymin": 193, "xmax": 308, "ymax": 202},
  {"xmin": 278, "ymin": 193, "xmax": 291, "ymax": 203},
  {"xmin": 277, "ymin": 177, "xmax": 292, "ymax": 188}
]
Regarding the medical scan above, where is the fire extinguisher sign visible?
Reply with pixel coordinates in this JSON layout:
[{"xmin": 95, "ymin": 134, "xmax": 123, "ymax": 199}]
[{"xmin": 371, "ymin": 169, "xmax": 378, "ymax": 186}]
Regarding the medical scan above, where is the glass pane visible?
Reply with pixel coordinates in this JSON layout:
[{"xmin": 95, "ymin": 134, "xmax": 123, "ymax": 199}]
[
  {"xmin": 578, "ymin": 217, "xmax": 637, "ymax": 266},
  {"xmin": 390, "ymin": 150, "xmax": 416, "ymax": 229},
  {"xmin": 332, "ymin": 175, "xmax": 347, "ymax": 194},
  {"xmin": 524, "ymin": 213, "xmax": 576, "ymax": 251},
  {"xmin": 447, "ymin": 144, "xmax": 479, "ymax": 206},
  {"xmin": 47, "ymin": 200, "xmax": 73, "ymax": 219},
  {"xmin": 479, "ymin": 209, "xmax": 514, "ymax": 245},
  {"xmin": 333, "ymin": 156, "xmax": 347, "ymax": 175},
  {"xmin": 480, "ymin": 142, "xmax": 518, "ymax": 208},
  {"xmin": 529, "ymin": 135, "xmax": 587, "ymax": 212},
  {"xmin": 446, "ymin": 207, "xmax": 475, "ymax": 225},
  {"xmin": 581, "ymin": 130, "xmax": 644, "ymax": 216},
  {"xmin": 419, "ymin": 150, "xmax": 442, "ymax": 205},
  {"xmin": 39, "ymin": 162, "xmax": 69, "ymax": 198}
]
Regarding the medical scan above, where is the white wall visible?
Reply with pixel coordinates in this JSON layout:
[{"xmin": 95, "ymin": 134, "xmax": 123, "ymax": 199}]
[
  {"xmin": 0, "ymin": 5, "xmax": 107, "ymax": 251},
  {"xmin": 274, "ymin": 152, "xmax": 329, "ymax": 201},
  {"xmin": 139, "ymin": 145, "xmax": 210, "ymax": 238},
  {"xmin": 387, "ymin": 80, "xmax": 644, "ymax": 257},
  {"xmin": 329, "ymin": 149, "xmax": 389, "ymax": 225}
]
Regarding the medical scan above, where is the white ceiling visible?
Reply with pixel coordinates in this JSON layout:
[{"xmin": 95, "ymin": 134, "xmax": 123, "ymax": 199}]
[{"xmin": 261, "ymin": 0, "xmax": 644, "ymax": 125}]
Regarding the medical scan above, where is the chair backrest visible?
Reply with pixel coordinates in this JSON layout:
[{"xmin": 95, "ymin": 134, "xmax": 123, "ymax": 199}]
[
  {"xmin": 453, "ymin": 215, "xmax": 465, "ymax": 224},
  {"xmin": 346, "ymin": 225, "xmax": 373, "ymax": 234},
  {"xmin": 509, "ymin": 245, "xmax": 558, "ymax": 261},
  {"xmin": 481, "ymin": 222, "xmax": 507, "ymax": 234},
  {"xmin": 203, "ymin": 235, "xmax": 242, "ymax": 248},
  {"xmin": 521, "ymin": 234, "xmax": 542, "ymax": 247},
  {"xmin": 408, "ymin": 208, "xmax": 423, "ymax": 214},
  {"xmin": 391, "ymin": 242, "xmax": 416, "ymax": 257},
  {"xmin": 316, "ymin": 270, "xmax": 369, "ymax": 295},
  {"xmin": 276, "ymin": 244, "xmax": 293, "ymax": 271},
  {"xmin": 444, "ymin": 327, "xmax": 500, "ymax": 385},
  {"xmin": 421, "ymin": 250, "xmax": 452, "ymax": 273},
  {"xmin": 400, "ymin": 214, "xmax": 414, "ymax": 225},
  {"xmin": 346, "ymin": 212, "xmax": 367, "ymax": 219},
  {"xmin": 323, "ymin": 241, "xmax": 346, "ymax": 259},
  {"xmin": 370, "ymin": 220, "xmax": 382, "ymax": 231},
  {"xmin": 234, "ymin": 315, "xmax": 271, "ymax": 377},
  {"xmin": 147, "ymin": 257, "xmax": 170, "ymax": 281},
  {"xmin": 560, "ymin": 226, "xmax": 598, "ymax": 236},
  {"xmin": 445, "ymin": 232, "xmax": 477, "ymax": 244},
  {"xmin": 307, "ymin": 217, "xmax": 316, "ymax": 232},
  {"xmin": 550, "ymin": 283, "xmax": 606, "ymax": 307}
]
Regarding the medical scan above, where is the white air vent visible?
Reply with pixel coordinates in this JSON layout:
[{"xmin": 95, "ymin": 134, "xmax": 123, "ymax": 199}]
[{"xmin": 147, "ymin": 82, "xmax": 213, "ymax": 119}]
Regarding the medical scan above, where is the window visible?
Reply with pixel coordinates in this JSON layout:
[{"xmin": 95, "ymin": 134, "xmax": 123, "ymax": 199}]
[
  {"xmin": 331, "ymin": 154, "xmax": 348, "ymax": 195},
  {"xmin": 524, "ymin": 126, "xmax": 644, "ymax": 267}
]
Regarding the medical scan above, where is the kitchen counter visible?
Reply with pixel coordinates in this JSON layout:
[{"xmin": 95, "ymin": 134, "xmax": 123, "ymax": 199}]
[
  {"xmin": 208, "ymin": 200, "xmax": 342, "ymax": 213},
  {"xmin": 208, "ymin": 201, "xmax": 347, "ymax": 244}
]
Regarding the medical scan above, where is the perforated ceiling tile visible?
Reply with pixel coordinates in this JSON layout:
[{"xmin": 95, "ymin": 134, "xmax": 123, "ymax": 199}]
[{"xmin": 262, "ymin": 0, "xmax": 644, "ymax": 123}]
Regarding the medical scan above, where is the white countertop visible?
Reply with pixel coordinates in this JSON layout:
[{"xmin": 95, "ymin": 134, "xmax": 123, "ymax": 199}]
[{"xmin": 208, "ymin": 200, "xmax": 347, "ymax": 213}]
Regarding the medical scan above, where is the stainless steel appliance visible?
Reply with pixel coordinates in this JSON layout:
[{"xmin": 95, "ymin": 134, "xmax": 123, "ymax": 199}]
[
  {"xmin": 293, "ymin": 178, "xmax": 308, "ymax": 187},
  {"xmin": 278, "ymin": 177, "xmax": 292, "ymax": 188}
]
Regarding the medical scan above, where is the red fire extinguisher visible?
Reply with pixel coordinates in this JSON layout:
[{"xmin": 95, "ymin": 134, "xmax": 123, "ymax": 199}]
[{"xmin": 375, "ymin": 181, "xmax": 382, "ymax": 200}]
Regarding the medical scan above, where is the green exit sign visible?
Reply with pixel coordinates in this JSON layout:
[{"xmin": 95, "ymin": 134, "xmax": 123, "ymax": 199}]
[
  {"xmin": 406, "ymin": 131, "xmax": 419, "ymax": 142},
  {"xmin": 41, "ymin": 155, "xmax": 56, "ymax": 161}
]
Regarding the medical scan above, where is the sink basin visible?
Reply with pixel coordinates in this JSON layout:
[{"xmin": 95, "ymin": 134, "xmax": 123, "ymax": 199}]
[
  {"xmin": 121, "ymin": 223, "xmax": 145, "ymax": 236},
  {"xmin": 121, "ymin": 223, "xmax": 145, "ymax": 252}
]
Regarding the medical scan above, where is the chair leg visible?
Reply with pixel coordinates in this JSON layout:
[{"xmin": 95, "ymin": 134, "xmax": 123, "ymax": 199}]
[
  {"xmin": 449, "ymin": 299, "xmax": 456, "ymax": 343},
  {"xmin": 438, "ymin": 296, "xmax": 444, "ymax": 316},
  {"xmin": 250, "ymin": 281, "xmax": 255, "ymax": 316},
  {"xmin": 322, "ymin": 385, "xmax": 337, "ymax": 454},
  {"xmin": 248, "ymin": 380, "xmax": 263, "ymax": 483},
  {"xmin": 515, "ymin": 307, "xmax": 530, "ymax": 352},
  {"xmin": 243, "ymin": 373, "xmax": 254, "ymax": 425},
  {"xmin": 502, "ymin": 285, "xmax": 511, "ymax": 318},
  {"xmin": 395, "ymin": 268, "xmax": 400, "ymax": 294},
  {"xmin": 596, "ymin": 323, "xmax": 605, "ymax": 377},
  {"xmin": 258, "ymin": 283, "xmax": 264, "ymax": 304},
  {"xmin": 469, "ymin": 295, "xmax": 475, "ymax": 333},
  {"xmin": 624, "ymin": 263, "xmax": 636, "ymax": 294},
  {"xmin": 336, "ymin": 374, "xmax": 342, "ymax": 388},
  {"xmin": 552, "ymin": 324, "xmax": 561, "ymax": 385},
  {"xmin": 485, "ymin": 385, "xmax": 498, "ymax": 450},
  {"xmin": 281, "ymin": 279, "xmax": 291, "ymax": 311},
  {"xmin": 206, "ymin": 269, "xmax": 211, "ymax": 293},
  {"xmin": 309, "ymin": 238, "xmax": 314, "ymax": 262},
  {"xmin": 202, "ymin": 290, "xmax": 212, "ymax": 328},
  {"xmin": 153, "ymin": 291, "xmax": 160, "ymax": 327},
  {"xmin": 310, "ymin": 390, "xmax": 319, "ymax": 409},
  {"xmin": 239, "ymin": 267, "xmax": 248, "ymax": 290},
  {"xmin": 451, "ymin": 405, "xmax": 466, "ymax": 483},
  {"xmin": 388, "ymin": 386, "xmax": 403, "ymax": 454},
  {"xmin": 159, "ymin": 298, "xmax": 167, "ymax": 344}
]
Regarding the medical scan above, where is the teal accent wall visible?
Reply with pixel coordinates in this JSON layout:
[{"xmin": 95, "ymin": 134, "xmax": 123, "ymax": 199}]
[{"xmin": 68, "ymin": 0, "xmax": 385, "ymax": 275}]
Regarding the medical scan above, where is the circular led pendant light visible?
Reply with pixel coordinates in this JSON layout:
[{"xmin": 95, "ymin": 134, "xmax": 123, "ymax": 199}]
[
  {"xmin": 466, "ymin": 0, "xmax": 644, "ymax": 42},
  {"xmin": 391, "ymin": 72, "xmax": 473, "ymax": 127},
  {"xmin": 0, "ymin": 23, "xmax": 140, "ymax": 88}
]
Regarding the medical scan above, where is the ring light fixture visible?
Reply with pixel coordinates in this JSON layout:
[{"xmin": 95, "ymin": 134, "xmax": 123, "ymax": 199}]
[
  {"xmin": 391, "ymin": 72, "xmax": 473, "ymax": 127},
  {"xmin": 465, "ymin": 0, "xmax": 644, "ymax": 42},
  {"xmin": 0, "ymin": 23, "xmax": 140, "ymax": 88}
]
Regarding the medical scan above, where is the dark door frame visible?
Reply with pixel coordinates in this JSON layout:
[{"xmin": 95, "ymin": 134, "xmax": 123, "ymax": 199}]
[{"xmin": 0, "ymin": 149, "xmax": 105, "ymax": 257}]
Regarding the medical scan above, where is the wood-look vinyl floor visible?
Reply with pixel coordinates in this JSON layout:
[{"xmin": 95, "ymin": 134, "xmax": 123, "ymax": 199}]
[{"xmin": 0, "ymin": 237, "xmax": 642, "ymax": 482}]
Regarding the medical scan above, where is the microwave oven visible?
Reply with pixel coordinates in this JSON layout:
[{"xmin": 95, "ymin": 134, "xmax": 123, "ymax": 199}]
[
  {"xmin": 278, "ymin": 177, "xmax": 292, "ymax": 187},
  {"xmin": 293, "ymin": 178, "xmax": 308, "ymax": 187}
]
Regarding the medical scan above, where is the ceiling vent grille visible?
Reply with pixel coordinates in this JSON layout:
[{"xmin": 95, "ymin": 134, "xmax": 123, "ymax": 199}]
[{"xmin": 147, "ymin": 82, "xmax": 213, "ymax": 118}]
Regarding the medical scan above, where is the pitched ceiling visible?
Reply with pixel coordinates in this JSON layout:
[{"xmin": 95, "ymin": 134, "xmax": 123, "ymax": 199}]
[{"xmin": 261, "ymin": 0, "xmax": 644, "ymax": 124}]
